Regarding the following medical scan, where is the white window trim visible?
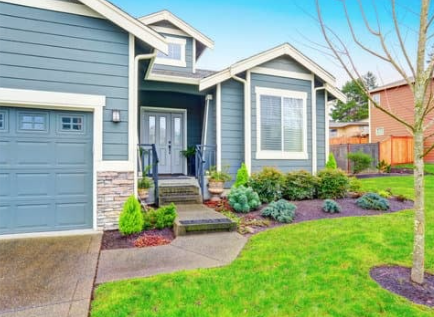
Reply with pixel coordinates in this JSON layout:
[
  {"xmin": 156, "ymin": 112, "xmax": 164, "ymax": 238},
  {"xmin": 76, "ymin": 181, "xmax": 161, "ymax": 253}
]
[
  {"xmin": 155, "ymin": 36, "xmax": 187, "ymax": 68},
  {"xmin": 372, "ymin": 93, "xmax": 381, "ymax": 105},
  {"xmin": 376, "ymin": 127, "xmax": 385, "ymax": 136},
  {"xmin": 255, "ymin": 86, "xmax": 308, "ymax": 160}
]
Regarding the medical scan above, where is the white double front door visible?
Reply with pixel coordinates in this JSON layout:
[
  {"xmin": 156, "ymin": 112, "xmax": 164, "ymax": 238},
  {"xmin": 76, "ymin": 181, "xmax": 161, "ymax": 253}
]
[{"xmin": 142, "ymin": 109, "xmax": 185, "ymax": 174}]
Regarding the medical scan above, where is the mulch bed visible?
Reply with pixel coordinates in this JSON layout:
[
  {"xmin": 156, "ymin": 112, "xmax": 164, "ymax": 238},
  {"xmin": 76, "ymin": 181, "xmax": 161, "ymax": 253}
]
[
  {"xmin": 101, "ymin": 228, "xmax": 175, "ymax": 250},
  {"xmin": 371, "ymin": 266, "xmax": 434, "ymax": 307},
  {"xmin": 208, "ymin": 197, "xmax": 414, "ymax": 237}
]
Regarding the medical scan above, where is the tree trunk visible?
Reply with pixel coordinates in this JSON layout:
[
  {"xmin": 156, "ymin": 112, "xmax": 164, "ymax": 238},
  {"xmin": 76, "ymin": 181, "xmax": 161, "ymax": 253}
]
[{"xmin": 411, "ymin": 128, "xmax": 425, "ymax": 284}]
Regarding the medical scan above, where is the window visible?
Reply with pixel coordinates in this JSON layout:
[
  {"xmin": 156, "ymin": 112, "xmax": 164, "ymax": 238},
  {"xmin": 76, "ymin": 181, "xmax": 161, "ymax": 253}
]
[
  {"xmin": 61, "ymin": 116, "xmax": 83, "ymax": 131},
  {"xmin": 330, "ymin": 129, "xmax": 338, "ymax": 138},
  {"xmin": 376, "ymin": 127, "xmax": 385, "ymax": 136},
  {"xmin": 0, "ymin": 111, "xmax": 5, "ymax": 130},
  {"xmin": 19, "ymin": 112, "xmax": 47, "ymax": 131},
  {"xmin": 372, "ymin": 93, "xmax": 381, "ymax": 105},
  {"xmin": 256, "ymin": 87, "xmax": 308, "ymax": 160},
  {"xmin": 155, "ymin": 36, "xmax": 186, "ymax": 67}
]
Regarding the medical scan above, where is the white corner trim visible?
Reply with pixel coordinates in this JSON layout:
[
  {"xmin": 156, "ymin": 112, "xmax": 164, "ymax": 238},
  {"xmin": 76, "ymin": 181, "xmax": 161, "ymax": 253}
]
[
  {"xmin": 150, "ymin": 25, "xmax": 189, "ymax": 37},
  {"xmin": 251, "ymin": 67, "xmax": 314, "ymax": 81},
  {"xmin": 245, "ymin": 71, "xmax": 252, "ymax": 174},
  {"xmin": 255, "ymin": 86, "xmax": 308, "ymax": 161},
  {"xmin": 0, "ymin": 88, "xmax": 105, "ymax": 108},
  {"xmin": 192, "ymin": 39, "xmax": 197, "ymax": 74},
  {"xmin": 147, "ymin": 73, "xmax": 200, "ymax": 85},
  {"xmin": 77, "ymin": 0, "xmax": 168, "ymax": 54},
  {"xmin": 0, "ymin": 0, "xmax": 102, "ymax": 18},
  {"xmin": 128, "ymin": 34, "xmax": 138, "ymax": 196},
  {"xmin": 216, "ymin": 83, "xmax": 222, "ymax": 171},
  {"xmin": 139, "ymin": 10, "xmax": 214, "ymax": 49},
  {"xmin": 368, "ymin": 98, "xmax": 372, "ymax": 143},
  {"xmin": 325, "ymin": 90, "xmax": 330, "ymax": 160}
]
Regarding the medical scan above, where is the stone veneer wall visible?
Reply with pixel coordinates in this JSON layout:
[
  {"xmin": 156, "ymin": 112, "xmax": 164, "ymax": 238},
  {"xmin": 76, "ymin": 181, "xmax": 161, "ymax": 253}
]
[{"xmin": 97, "ymin": 171, "xmax": 134, "ymax": 230}]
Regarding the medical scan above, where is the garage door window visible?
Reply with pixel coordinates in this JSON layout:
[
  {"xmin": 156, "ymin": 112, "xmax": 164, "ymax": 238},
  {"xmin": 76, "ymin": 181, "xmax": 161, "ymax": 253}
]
[
  {"xmin": 19, "ymin": 112, "xmax": 48, "ymax": 131},
  {"xmin": 61, "ymin": 116, "xmax": 83, "ymax": 131},
  {"xmin": 0, "ymin": 111, "xmax": 6, "ymax": 130}
]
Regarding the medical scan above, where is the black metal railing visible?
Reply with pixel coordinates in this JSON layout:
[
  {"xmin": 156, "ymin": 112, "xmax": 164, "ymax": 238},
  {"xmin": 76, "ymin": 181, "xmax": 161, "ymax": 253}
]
[
  {"xmin": 138, "ymin": 144, "xmax": 159, "ymax": 205},
  {"xmin": 195, "ymin": 145, "xmax": 216, "ymax": 197}
]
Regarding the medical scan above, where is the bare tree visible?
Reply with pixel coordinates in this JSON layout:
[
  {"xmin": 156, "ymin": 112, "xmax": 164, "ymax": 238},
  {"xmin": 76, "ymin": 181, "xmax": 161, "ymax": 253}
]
[{"xmin": 316, "ymin": 0, "xmax": 433, "ymax": 284}]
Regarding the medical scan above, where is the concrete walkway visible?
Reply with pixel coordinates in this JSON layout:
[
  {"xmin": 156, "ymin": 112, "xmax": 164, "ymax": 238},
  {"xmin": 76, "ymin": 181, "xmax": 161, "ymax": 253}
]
[
  {"xmin": 0, "ymin": 234, "xmax": 101, "ymax": 317},
  {"xmin": 96, "ymin": 232, "xmax": 247, "ymax": 284}
]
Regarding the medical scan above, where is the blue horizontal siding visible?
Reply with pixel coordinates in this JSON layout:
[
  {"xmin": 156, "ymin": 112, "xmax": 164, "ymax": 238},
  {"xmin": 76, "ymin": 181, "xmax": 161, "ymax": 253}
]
[
  {"xmin": 0, "ymin": 2, "xmax": 131, "ymax": 160},
  {"xmin": 259, "ymin": 56, "xmax": 311, "ymax": 74}
]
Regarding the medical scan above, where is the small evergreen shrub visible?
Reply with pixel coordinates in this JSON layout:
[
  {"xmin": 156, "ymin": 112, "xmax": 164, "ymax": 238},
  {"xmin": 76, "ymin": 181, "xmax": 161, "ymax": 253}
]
[
  {"xmin": 250, "ymin": 167, "xmax": 284, "ymax": 203},
  {"xmin": 376, "ymin": 160, "xmax": 391, "ymax": 173},
  {"xmin": 234, "ymin": 163, "xmax": 249, "ymax": 188},
  {"xmin": 348, "ymin": 177, "xmax": 362, "ymax": 193},
  {"xmin": 228, "ymin": 186, "xmax": 261, "ymax": 213},
  {"xmin": 377, "ymin": 190, "xmax": 391, "ymax": 198},
  {"xmin": 347, "ymin": 151, "xmax": 373, "ymax": 174},
  {"xmin": 119, "ymin": 195, "xmax": 144, "ymax": 235},
  {"xmin": 143, "ymin": 203, "xmax": 177, "ymax": 230},
  {"xmin": 261, "ymin": 199, "xmax": 296, "ymax": 223},
  {"xmin": 322, "ymin": 199, "xmax": 342, "ymax": 213},
  {"xmin": 283, "ymin": 170, "xmax": 318, "ymax": 200},
  {"xmin": 316, "ymin": 169, "xmax": 350, "ymax": 199},
  {"xmin": 356, "ymin": 193, "xmax": 390, "ymax": 211},
  {"xmin": 326, "ymin": 153, "xmax": 338, "ymax": 169}
]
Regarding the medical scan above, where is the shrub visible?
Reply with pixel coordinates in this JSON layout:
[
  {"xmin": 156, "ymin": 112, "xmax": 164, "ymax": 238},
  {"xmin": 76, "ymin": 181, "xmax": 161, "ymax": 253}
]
[
  {"xmin": 119, "ymin": 196, "xmax": 144, "ymax": 235},
  {"xmin": 347, "ymin": 151, "xmax": 373, "ymax": 174},
  {"xmin": 261, "ymin": 199, "xmax": 296, "ymax": 223},
  {"xmin": 228, "ymin": 186, "xmax": 261, "ymax": 213},
  {"xmin": 250, "ymin": 167, "xmax": 284, "ymax": 203},
  {"xmin": 376, "ymin": 160, "xmax": 391, "ymax": 173},
  {"xmin": 377, "ymin": 190, "xmax": 391, "ymax": 198},
  {"xmin": 234, "ymin": 163, "xmax": 249, "ymax": 188},
  {"xmin": 283, "ymin": 170, "xmax": 318, "ymax": 200},
  {"xmin": 326, "ymin": 153, "xmax": 338, "ymax": 169},
  {"xmin": 316, "ymin": 169, "xmax": 350, "ymax": 199},
  {"xmin": 348, "ymin": 177, "xmax": 362, "ymax": 193},
  {"xmin": 396, "ymin": 194, "xmax": 409, "ymax": 202},
  {"xmin": 322, "ymin": 199, "xmax": 342, "ymax": 213},
  {"xmin": 356, "ymin": 193, "xmax": 390, "ymax": 211},
  {"xmin": 143, "ymin": 203, "xmax": 177, "ymax": 230}
]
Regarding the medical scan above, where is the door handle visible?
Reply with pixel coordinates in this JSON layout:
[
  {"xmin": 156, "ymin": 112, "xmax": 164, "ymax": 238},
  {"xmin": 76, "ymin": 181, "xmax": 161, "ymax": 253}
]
[{"xmin": 168, "ymin": 141, "xmax": 172, "ymax": 154}]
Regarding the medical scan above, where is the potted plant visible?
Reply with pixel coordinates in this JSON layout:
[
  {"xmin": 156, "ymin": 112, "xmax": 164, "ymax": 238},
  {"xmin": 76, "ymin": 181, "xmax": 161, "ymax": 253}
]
[
  {"xmin": 207, "ymin": 165, "xmax": 232, "ymax": 201},
  {"xmin": 137, "ymin": 173, "xmax": 153, "ymax": 201},
  {"xmin": 181, "ymin": 146, "xmax": 196, "ymax": 176}
]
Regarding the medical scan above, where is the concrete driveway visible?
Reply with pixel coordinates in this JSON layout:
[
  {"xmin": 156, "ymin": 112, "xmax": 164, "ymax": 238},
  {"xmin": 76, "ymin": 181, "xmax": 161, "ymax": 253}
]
[{"xmin": 0, "ymin": 234, "xmax": 101, "ymax": 317}]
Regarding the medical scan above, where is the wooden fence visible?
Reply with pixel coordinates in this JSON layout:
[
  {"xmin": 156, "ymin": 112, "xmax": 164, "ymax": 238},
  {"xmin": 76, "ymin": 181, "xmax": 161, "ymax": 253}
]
[
  {"xmin": 329, "ymin": 136, "xmax": 369, "ymax": 145},
  {"xmin": 330, "ymin": 136, "xmax": 414, "ymax": 172}
]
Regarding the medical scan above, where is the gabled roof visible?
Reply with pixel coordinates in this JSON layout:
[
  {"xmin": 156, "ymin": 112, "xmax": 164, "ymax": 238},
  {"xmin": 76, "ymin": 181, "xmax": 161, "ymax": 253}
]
[
  {"xmin": 199, "ymin": 43, "xmax": 346, "ymax": 102},
  {"xmin": 139, "ymin": 10, "xmax": 214, "ymax": 49},
  {"xmin": 78, "ymin": 0, "xmax": 168, "ymax": 54}
]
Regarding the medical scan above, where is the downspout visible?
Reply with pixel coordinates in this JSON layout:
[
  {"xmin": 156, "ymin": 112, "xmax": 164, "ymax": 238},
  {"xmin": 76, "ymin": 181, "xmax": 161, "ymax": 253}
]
[
  {"xmin": 202, "ymin": 94, "xmax": 213, "ymax": 146},
  {"xmin": 312, "ymin": 84, "xmax": 327, "ymax": 174}
]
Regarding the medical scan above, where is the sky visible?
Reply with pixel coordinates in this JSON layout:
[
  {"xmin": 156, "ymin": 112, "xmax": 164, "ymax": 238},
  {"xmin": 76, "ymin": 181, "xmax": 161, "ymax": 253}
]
[{"xmin": 111, "ymin": 0, "xmax": 425, "ymax": 88}]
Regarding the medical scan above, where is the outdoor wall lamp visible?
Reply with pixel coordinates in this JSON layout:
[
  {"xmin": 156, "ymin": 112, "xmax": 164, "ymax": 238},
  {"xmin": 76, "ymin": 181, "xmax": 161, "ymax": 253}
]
[{"xmin": 112, "ymin": 109, "xmax": 121, "ymax": 123}]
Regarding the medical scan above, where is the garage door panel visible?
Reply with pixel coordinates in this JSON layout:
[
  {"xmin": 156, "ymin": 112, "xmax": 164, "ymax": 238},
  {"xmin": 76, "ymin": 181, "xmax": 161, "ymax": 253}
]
[
  {"xmin": 0, "ymin": 107, "xmax": 93, "ymax": 234},
  {"xmin": 16, "ymin": 173, "xmax": 50, "ymax": 197}
]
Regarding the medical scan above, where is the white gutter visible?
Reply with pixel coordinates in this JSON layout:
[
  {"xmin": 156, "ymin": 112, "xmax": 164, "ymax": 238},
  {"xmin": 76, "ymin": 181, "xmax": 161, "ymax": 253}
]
[{"xmin": 202, "ymin": 94, "xmax": 213, "ymax": 145}]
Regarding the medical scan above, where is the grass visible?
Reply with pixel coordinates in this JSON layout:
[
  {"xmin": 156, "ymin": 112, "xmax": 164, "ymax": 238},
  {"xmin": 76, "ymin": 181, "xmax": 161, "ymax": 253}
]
[
  {"xmin": 92, "ymin": 176, "xmax": 434, "ymax": 317},
  {"xmin": 393, "ymin": 163, "xmax": 434, "ymax": 174}
]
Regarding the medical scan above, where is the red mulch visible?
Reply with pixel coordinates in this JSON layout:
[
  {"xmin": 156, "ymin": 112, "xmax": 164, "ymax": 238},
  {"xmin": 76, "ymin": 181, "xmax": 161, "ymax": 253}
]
[
  {"xmin": 101, "ymin": 228, "xmax": 175, "ymax": 250},
  {"xmin": 204, "ymin": 198, "xmax": 233, "ymax": 212},
  {"xmin": 134, "ymin": 235, "xmax": 171, "ymax": 248},
  {"xmin": 371, "ymin": 266, "xmax": 434, "ymax": 307}
]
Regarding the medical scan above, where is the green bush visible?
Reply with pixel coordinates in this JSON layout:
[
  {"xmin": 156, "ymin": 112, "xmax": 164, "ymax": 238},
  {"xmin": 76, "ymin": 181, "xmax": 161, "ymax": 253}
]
[
  {"xmin": 234, "ymin": 163, "xmax": 249, "ymax": 188},
  {"xmin": 283, "ymin": 170, "xmax": 318, "ymax": 200},
  {"xmin": 376, "ymin": 160, "xmax": 391, "ymax": 173},
  {"xmin": 228, "ymin": 186, "xmax": 261, "ymax": 213},
  {"xmin": 377, "ymin": 190, "xmax": 391, "ymax": 198},
  {"xmin": 249, "ymin": 167, "xmax": 284, "ymax": 203},
  {"xmin": 347, "ymin": 151, "xmax": 373, "ymax": 174},
  {"xmin": 326, "ymin": 153, "xmax": 338, "ymax": 169},
  {"xmin": 143, "ymin": 203, "xmax": 177, "ymax": 230},
  {"xmin": 119, "ymin": 195, "xmax": 144, "ymax": 235},
  {"xmin": 316, "ymin": 169, "xmax": 350, "ymax": 199},
  {"xmin": 322, "ymin": 199, "xmax": 342, "ymax": 213},
  {"xmin": 261, "ymin": 199, "xmax": 296, "ymax": 223},
  {"xmin": 356, "ymin": 193, "xmax": 389, "ymax": 211},
  {"xmin": 348, "ymin": 177, "xmax": 362, "ymax": 192}
]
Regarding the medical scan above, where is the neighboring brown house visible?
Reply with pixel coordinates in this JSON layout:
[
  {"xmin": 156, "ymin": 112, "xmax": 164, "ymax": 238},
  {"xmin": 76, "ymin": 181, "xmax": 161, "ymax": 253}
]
[
  {"xmin": 369, "ymin": 79, "xmax": 434, "ymax": 162},
  {"xmin": 329, "ymin": 120, "xmax": 369, "ymax": 138}
]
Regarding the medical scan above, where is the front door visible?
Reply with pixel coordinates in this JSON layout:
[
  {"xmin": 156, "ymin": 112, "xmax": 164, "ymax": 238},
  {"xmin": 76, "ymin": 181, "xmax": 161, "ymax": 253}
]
[{"xmin": 143, "ymin": 110, "xmax": 185, "ymax": 174}]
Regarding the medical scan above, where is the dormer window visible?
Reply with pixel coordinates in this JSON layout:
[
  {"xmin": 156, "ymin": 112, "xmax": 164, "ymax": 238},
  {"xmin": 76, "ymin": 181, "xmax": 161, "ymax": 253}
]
[{"xmin": 155, "ymin": 36, "xmax": 186, "ymax": 67}]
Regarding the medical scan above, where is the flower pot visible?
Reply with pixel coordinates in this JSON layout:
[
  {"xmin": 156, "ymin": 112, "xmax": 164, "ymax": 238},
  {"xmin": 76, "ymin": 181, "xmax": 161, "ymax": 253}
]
[
  {"xmin": 208, "ymin": 180, "xmax": 225, "ymax": 201},
  {"xmin": 138, "ymin": 188, "xmax": 149, "ymax": 201}
]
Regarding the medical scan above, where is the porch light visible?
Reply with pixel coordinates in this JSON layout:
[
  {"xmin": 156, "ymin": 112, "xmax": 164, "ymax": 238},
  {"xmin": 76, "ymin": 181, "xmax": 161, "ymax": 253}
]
[{"xmin": 112, "ymin": 110, "xmax": 121, "ymax": 123}]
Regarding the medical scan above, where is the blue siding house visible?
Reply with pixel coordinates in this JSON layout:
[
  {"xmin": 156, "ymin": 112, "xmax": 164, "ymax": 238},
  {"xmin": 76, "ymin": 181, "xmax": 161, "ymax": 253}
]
[{"xmin": 0, "ymin": 0, "xmax": 345, "ymax": 235}]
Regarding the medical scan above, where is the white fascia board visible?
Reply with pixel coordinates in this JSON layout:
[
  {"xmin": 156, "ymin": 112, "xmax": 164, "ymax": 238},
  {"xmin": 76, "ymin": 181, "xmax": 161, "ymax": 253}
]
[
  {"xmin": 325, "ymin": 84, "xmax": 347, "ymax": 103},
  {"xmin": 139, "ymin": 10, "xmax": 214, "ymax": 49},
  {"xmin": 0, "ymin": 88, "xmax": 105, "ymax": 108},
  {"xmin": 78, "ymin": 0, "xmax": 168, "ymax": 54},
  {"xmin": 147, "ymin": 74, "xmax": 200, "ymax": 85}
]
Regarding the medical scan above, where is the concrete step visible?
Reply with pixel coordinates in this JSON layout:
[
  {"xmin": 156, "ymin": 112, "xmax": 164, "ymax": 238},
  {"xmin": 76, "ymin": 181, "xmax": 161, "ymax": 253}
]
[
  {"xmin": 159, "ymin": 185, "xmax": 200, "ymax": 196},
  {"xmin": 160, "ymin": 194, "xmax": 203, "ymax": 205},
  {"xmin": 173, "ymin": 204, "xmax": 237, "ymax": 236}
]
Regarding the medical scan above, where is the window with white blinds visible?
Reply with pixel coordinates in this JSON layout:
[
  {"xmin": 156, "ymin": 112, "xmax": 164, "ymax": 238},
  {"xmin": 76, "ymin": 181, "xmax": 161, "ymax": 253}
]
[{"xmin": 256, "ymin": 87, "xmax": 308, "ymax": 160}]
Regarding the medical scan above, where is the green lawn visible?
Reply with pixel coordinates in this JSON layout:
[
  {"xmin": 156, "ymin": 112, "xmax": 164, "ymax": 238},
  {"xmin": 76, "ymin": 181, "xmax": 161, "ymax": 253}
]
[
  {"xmin": 92, "ymin": 176, "xmax": 434, "ymax": 317},
  {"xmin": 394, "ymin": 163, "xmax": 434, "ymax": 174}
]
